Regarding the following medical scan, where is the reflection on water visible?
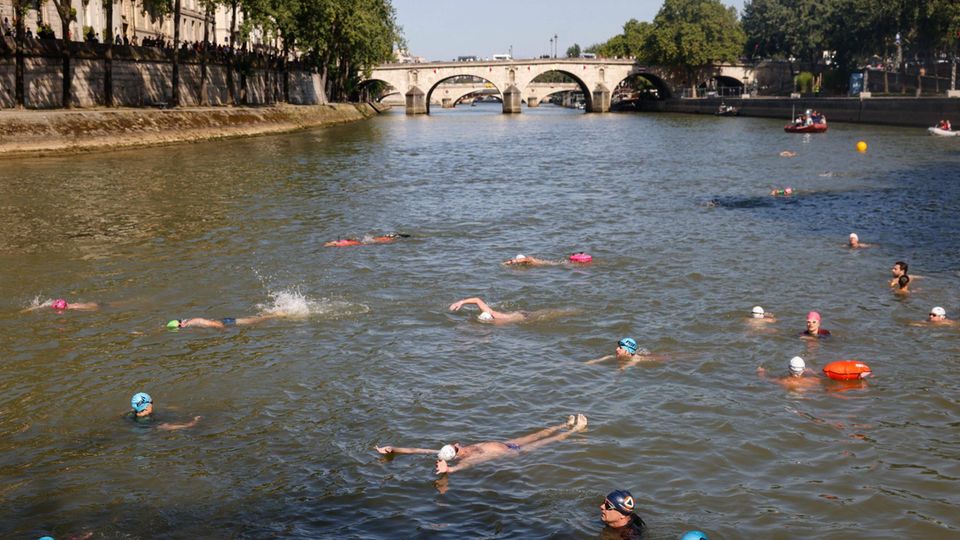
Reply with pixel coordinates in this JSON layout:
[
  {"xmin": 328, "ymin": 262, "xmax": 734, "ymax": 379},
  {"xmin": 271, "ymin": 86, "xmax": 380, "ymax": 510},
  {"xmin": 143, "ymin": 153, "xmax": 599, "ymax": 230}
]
[{"xmin": 2, "ymin": 104, "xmax": 960, "ymax": 538}]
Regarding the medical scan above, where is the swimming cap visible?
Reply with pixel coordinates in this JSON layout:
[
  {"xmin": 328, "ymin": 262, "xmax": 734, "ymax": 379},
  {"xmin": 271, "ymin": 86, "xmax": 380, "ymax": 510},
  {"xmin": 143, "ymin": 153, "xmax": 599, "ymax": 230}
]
[
  {"xmin": 38, "ymin": 537, "xmax": 55, "ymax": 540},
  {"xmin": 438, "ymin": 444, "xmax": 457, "ymax": 461},
  {"xmin": 478, "ymin": 311, "xmax": 493, "ymax": 322},
  {"xmin": 789, "ymin": 356, "xmax": 806, "ymax": 375},
  {"xmin": 166, "ymin": 319, "xmax": 182, "ymax": 329},
  {"xmin": 807, "ymin": 311, "xmax": 821, "ymax": 322},
  {"xmin": 569, "ymin": 252, "xmax": 592, "ymax": 263},
  {"xmin": 604, "ymin": 489, "xmax": 636, "ymax": 515},
  {"xmin": 784, "ymin": 187, "xmax": 793, "ymax": 195},
  {"xmin": 751, "ymin": 306, "xmax": 765, "ymax": 318},
  {"xmin": 931, "ymin": 306, "xmax": 946, "ymax": 317},
  {"xmin": 51, "ymin": 299, "xmax": 68, "ymax": 311},
  {"xmin": 849, "ymin": 233, "xmax": 858, "ymax": 240},
  {"xmin": 514, "ymin": 254, "xmax": 527, "ymax": 261},
  {"xmin": 679, "ymin": 531, "xmax": 708, "ymax": 540},
  {"xmin": 131, "ymin": 392, "xmax": 152, "ymax": 412},
  {"xmin": 617, "ymin": 338, "xmax": 639, "ymax": 354}
]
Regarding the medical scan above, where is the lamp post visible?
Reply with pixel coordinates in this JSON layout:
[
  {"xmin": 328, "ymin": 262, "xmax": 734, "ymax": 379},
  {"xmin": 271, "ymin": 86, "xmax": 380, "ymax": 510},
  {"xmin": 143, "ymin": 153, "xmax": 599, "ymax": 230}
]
[
  {"xmin": 554, "ymin": 34, "xmax": 558, "ymax": 58},
  {"xmin": 549, "ymin": 37, "xmax": 553, "ymax": 58}
]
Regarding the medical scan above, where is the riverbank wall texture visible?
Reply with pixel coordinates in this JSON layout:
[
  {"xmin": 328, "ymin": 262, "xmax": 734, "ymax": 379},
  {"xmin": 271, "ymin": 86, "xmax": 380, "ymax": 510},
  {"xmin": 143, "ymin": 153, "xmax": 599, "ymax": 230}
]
[
  {"xmin": 0, "ymin": 103, "xmax": 381, "ymax": 158},
  {"xmin": 0, "ymin": 37, "xmax": 323, "ymax": 108},
  {"xmin": 659, "ymin": 96, "xmax": 960, "ymax": 127}
]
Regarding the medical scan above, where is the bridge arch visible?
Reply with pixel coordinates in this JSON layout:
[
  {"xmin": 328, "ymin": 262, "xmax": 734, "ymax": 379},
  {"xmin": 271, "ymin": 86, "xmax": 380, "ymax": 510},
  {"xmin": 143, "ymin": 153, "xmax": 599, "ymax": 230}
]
[
  {"xmin": 427, "ymin": 75, "xmax": 502, "ymax": 113},
  {"xmin": 522, "ymin": 67, "xmax": 594, "ymax": 111},
  {"xmin": 353, "ymin": 78, "xmax": 397, "ymax": 102},
  {"xmin": 611, "ymin": 71, "xmax": 673, "ymax": 101}
]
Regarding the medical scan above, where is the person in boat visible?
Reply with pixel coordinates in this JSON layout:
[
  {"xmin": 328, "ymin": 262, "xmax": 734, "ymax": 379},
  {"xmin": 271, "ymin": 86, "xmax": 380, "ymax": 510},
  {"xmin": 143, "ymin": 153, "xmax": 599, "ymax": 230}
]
[
  {"xmin": 375, "ymin": 414, "xmax": 588, "ymax": 475},
  {"xmin": 937, "ymin": 119, "xmax": 952, "ymax": 130},
  {"xmin": 804, "ymin": 109, "xmax": 813, "ymax": 126},
  {"xmin": 757, "ymin": 356, "xmax": 820, "ymax": 390},
  {"xmin": 890, "ymin": 261, "xmax": 910, "ymax": 293}
]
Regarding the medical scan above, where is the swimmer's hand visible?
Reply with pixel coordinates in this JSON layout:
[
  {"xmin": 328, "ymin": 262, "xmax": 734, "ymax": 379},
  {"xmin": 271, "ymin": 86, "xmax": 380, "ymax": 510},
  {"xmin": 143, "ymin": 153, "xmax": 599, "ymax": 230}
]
[
  {"xmin": 435, "ymin": 459, "xmax": 449, "ymax": 475},
  {"xmin": 375, "ymin": 445, "xmax": 394, "ymax": 454},
  {"xmin": 449, "ymin": 301, "xmax": 464, "ymax": 311}
]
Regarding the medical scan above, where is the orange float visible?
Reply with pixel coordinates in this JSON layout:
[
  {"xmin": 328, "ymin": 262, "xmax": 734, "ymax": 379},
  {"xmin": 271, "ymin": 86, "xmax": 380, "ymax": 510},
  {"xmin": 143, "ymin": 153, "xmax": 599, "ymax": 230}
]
[{"xmin": 823, "ymin": 360, "xmax": 872, "ymax": 381}]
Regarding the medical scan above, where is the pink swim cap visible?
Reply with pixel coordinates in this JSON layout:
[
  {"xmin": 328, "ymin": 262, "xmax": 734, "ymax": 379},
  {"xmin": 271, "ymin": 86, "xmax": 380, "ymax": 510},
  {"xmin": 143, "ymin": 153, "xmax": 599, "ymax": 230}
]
[
  {"xmin": 807, "ymin": 311, "xmax": 821, "ymax": 322},
  {"xmin": 52, "ymin": 299, "xmax": 68, "ymax": 311},
  {"xmin": 569, "ymin": 253, "xmax": 593, "ymax": 263}
]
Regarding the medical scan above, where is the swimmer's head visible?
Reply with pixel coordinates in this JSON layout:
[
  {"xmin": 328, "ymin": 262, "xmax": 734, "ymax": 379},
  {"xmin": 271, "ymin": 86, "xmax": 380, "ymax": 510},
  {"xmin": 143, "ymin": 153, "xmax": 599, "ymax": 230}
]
[
  {"xmin": 930, "ymin": 306, "xmax": 946, "ymax": 320},
  {"xmin": 789, "ymin": 356, "xmax": 806, "ymax": 375},
  {"xmin": 51, "ymin": 298, "xmax": 68, "ymax": 311},
  {"xmin": 514, "ymin": 254, "xmax": 527, "ymax": 261},
  {"xmin": 849, "ymin": 233, "xmax": 858, "ymax": 241},
  {"xmin": 617, "ymin": 338, "xmax": 639, "ymax": 355},
  {"xmin": 751, "ymin": 306, "xmax": 765, "ymax": 318},
  {"xmin": 166, "ymin": 319, "xmax": 182, "ymax": 329},
  {"xmin": 569, "ymin": 252, "xmax": 593, "ymax": 263},
  {"xmin": 478, "ymin": 311, "xmax": 494, "ymax": 322},
  {"xmin": 438, "ymin": 444, "xmax": 458, "ymax": 461},
  {"xmin": 603, "ymin": 489, "xmax": 636, "ymax": 515},
  {"xmin": 807, "ymin": 311, "xmax": 821, "ymax": 323},
  {"xmin": 784, "ymin": 187, "xmax": 793, "ymax": 195},
  {"xmin": 131, "ymin": 392, "xmax": 152, "ymax": 413},
  {"xmin": 679, "ymin": 531, "xmax": 708, "ymax": 540}
]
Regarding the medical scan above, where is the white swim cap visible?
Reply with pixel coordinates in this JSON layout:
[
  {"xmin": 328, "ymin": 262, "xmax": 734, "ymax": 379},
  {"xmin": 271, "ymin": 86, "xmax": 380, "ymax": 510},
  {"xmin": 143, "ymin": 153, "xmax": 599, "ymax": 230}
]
[
  {"xmin": 478, "ymin": 311, "xmax": 493, "ymax": 322},
  {"xmin": 849, "ymin": 233, "xmax": 858, "ymax": 240},
  {"xmin": 789, "ymin": 356, "xmax": 805, "ymax": 375},
  {"xmin": 931, "ymin": 306, "xmax": 946, "ymax": 317},
  {"xmin": 515, "ymin": 254, "xmax": 526, "ymax": 261},
  {"xmin": 438, "ymin": 444, "xmax": 457, "ymax": 461},
  {"xmin": 751, "ymin": 306, "xmax": 765, "ymax": 318}
]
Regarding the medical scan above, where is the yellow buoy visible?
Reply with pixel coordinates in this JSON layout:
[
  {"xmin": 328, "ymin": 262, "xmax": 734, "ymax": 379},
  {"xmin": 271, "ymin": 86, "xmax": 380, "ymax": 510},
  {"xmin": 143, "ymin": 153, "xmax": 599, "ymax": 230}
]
[{"xmin": 856, "ymin": 141, "xmax": 867, "ymax": 153}]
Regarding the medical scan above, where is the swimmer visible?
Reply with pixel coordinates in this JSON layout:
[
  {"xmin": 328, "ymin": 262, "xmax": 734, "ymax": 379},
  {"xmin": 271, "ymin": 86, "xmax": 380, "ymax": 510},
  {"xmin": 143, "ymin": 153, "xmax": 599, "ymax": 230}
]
[
  {"xmin": 166, "ymin": 312, "xmax": 286, "ymax": 330},
  {"xmin": 449, "ymin": 297, "xmax": 529, "ymax": 324},
  {"xmin": 910, "ymin": 306, "xmax": 956, "ymax": 326},
  {"xmin": 757, "ymin": 356, "xmax": 820, "ymax": 390},
  {"xmin": 801, "ymin": 311, "xmax": 830, "ymax": 338},
  {"xmin": 748, "ymin": 305, "xmax": 776, "ymax": 323},
  {"xmin": 779, "ymin": 150, "xmax": 797, "ymax": 157},
  {"xmin": 599, "ymin": 489, "xmax": 647, "ymax": 538},
  {"xmin": 502, "ymin": 254, "xmax": 559, "ymax": 267},
  {"xmin": 128, "ymin": 392, "xmax": 201, "ymax": 431},
  {"xmin": 890, "ymin": 261, "xmax": 910, "ymax": 293},
  {"xmin": 22, "ymin": 298, "xmax": 100, "ymax": 313},
  {"xmin": 375, "ymin": 414, "xmax": 587, "ymax": 475},
  {"xmin": 770, "ymin": 187, "xmax": 793, "ymax": 196},
  {"xmin": 324, "ymin": 233, "xmax": 409, "ymax": 247},
  {"xmin": 585, "ymin": 338, "xmax": 658, "ymax": 371},
  {"xmin": 847, "ymin": 233, "xmax": 872, "ymax": 249}
]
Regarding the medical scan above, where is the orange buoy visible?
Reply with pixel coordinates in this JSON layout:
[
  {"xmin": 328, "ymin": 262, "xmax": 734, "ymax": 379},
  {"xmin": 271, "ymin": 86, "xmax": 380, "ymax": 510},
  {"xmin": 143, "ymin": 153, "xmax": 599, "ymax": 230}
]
[{"xmin": 823, "ymin": 360, "xmax": 872, "ymax": 381}]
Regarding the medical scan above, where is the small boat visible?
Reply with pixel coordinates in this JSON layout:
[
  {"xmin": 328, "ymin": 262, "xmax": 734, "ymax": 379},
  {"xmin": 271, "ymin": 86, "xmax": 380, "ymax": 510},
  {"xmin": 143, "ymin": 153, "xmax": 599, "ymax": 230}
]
[
  {"xmin": 784, "ymin": 123, "xmax": 828, "ymax": 133},
  {"xmin": 928, "ymin": 126, "xmax": 960, "ymax": 137},
  {"xmin": 715, "ymin": 105, "xmax": 738, "ymax": 116}
]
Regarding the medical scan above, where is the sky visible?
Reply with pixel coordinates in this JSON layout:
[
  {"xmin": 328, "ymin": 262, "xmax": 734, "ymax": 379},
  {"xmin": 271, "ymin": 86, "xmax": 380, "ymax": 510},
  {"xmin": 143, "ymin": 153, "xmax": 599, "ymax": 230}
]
[{"xmin": 392, "ymin": 0, "xmax": 746, "ymax": 62}]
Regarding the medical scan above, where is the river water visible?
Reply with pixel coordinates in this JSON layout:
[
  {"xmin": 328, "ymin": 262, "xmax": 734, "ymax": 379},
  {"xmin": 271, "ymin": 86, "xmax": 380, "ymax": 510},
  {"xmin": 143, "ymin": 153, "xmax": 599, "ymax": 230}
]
[{"xmin": 2, "ymin": 103, "xmax": 959, "ymax": 539}]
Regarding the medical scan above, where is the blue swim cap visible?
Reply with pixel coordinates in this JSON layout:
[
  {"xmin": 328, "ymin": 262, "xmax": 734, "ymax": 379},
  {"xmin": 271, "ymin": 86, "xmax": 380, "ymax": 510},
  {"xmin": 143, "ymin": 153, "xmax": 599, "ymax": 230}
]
[
  {"xmin": 131, "ymin": 392, "xmax": 152, "ymax": 413},
  {"xmin": 604, "ymin": 489, "xmax": 636, "ymax": 515},
  {"xmin": 39, "ymin": 537, "xmax": 55, "ymax": 540},
  {"xmin": 679, "ymin": 531, "xmax": 708, "ymax": 540},
  {"xmin": 617, "ymin": 338, "xmax": 639, "ymax": 354}
]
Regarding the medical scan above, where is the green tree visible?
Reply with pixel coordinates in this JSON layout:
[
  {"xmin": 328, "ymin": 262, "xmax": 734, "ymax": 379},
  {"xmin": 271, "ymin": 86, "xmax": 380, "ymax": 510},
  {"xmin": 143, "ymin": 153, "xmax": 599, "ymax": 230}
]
[
  {"xmin": 566, "ymin": 43, "xmax": 581, "ymax": 57},
  {"xmin": 595, "ymin": 18, "xmax": 653, "ymax": 60},
  {"xmin": 646, "ymin": 0, "xmax": 745, "ymax": 97},
  {"xmin": 49, "ymin": 0, "xmax": 77, "ymax": 107}
]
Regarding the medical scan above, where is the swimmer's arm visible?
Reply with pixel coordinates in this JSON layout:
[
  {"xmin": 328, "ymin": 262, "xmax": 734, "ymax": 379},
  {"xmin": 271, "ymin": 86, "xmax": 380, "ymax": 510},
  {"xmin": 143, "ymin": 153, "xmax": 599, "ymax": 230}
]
[
  {"xmin": 181, "ymin": 318, "xmax": 225, "ymax": 329},
  {"xmin": 449, "ymin": 297, "xmax": 491, "ymax": 313},
  {"xmin": 68, "ymin": 302, "xmax": 100, "ymax": 311},
  {"xmin": 435, "ymin": 458, "xmax": 477, "ymax": 475},
  {"xmin": 585, "ymin": 355, "xmax": 615, "ymax": 365},
  {"xmin": 756, "ymin": 366, "xmax": 769, "ymax": 379},
  {"xmin": 376, "ymin": 445, "xmax": 437, "ymax": 455},
  {"xmin": 158, "ymin": 416, "xmax": 201, "ymax": 431}
]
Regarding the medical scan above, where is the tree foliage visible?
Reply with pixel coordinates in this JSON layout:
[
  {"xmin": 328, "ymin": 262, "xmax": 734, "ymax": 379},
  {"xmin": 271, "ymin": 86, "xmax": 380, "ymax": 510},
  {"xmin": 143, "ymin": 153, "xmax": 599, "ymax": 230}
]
[{"xmin": 566, "ymin": 43, "xmax": 581, "ymax": 58}]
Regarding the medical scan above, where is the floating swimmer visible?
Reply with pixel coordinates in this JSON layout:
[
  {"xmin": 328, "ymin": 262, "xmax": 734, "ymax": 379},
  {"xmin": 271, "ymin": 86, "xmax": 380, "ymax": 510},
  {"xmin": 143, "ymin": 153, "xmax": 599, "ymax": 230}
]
[
  {"xmin": 779, "ymin": 151, "xmax": 797, "ymax": 157},
  {"xmin": 770, "ymin": 187, "xmax": 794, "ymax": 196},
  {"xmin": 128, "ymin": 392, "xmax": 201, "ymax": 431},
  {"xmin": 323, "ymin": 233, "xmax": 410, "ymax": 247},
  {"xmin": 449, "ymin": 297, "xmax": 529, "ymax": 324},
  {"xmin": 22, "ymin": 298, "xmax": 100, "ymax": 313},
  {"xmin": 375, "ymin": 414, "xmax": 587, "ymax": 475},
  {"xmin": 847, "ymin": 233, "xmax": 872, "ymax": 249},
  {"xmin": 585, "ymin": 337, "xmax": 659, "ymax": 371},
  {"xmin": 166, "ymin": 312, "xmax": 287, "ymax": 330},
  {"xmin": 910, "ymin": 306, "xmax": 956, "ymax": 327},
  {"xmin": 757, "ymin": 356, "xmax": 820, "ymax": 390},
  {"xmin": 502, "ymin": 252, "xmax": 593, "ymax": 267},
  {"xmin": 748, "ymin": 305, "xmax": 776, "ymax": 323}
]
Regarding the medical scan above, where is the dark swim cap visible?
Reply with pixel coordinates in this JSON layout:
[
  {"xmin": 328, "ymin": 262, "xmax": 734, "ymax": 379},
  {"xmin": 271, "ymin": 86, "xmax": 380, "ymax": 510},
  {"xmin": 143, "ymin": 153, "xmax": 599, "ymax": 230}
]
[{"xmin": 605, "ymin": 489, "xmax": 636, "ymax": 515}]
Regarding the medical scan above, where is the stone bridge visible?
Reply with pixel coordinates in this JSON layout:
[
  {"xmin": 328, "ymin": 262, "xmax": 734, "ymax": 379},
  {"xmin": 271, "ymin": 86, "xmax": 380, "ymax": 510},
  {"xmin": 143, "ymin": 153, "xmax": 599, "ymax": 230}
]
[{"xmin": 365, "ymin": 58, "xmax": 755, "ymax": 114}]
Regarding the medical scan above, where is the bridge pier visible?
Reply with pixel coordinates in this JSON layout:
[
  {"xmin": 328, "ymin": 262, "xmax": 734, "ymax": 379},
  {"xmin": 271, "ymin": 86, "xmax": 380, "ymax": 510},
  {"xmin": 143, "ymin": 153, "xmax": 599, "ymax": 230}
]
[
  {"xmin": 589, "ymin": 83, "xmax": 611, "ymax": 113},
  {"xmin": 441, "ymin": 98, "xmax": 454, "ymax": 108},
  {"xmin": 527, "ymin": 97, "xmax": 540, "ymax": 108},
  {"xmin": 405, "ymin": 86, "xmax": 427, "ymax": 115},
  {"xmin": 502, "ymin": 84, "xmax": 522, "ymax": 114}
]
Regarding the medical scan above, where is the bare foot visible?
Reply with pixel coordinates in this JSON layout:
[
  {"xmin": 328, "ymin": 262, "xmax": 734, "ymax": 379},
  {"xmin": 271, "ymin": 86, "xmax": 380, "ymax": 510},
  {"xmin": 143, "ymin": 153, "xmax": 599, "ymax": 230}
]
[{"xmin": 573, "ymin": 413, "xmax": 588, "ymax": 431}]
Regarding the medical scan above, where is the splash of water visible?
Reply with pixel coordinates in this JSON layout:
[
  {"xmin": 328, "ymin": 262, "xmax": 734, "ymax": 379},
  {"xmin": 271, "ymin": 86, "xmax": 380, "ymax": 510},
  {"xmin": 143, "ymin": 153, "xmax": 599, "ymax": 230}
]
[{"xmin": 258, "ymin": 288, "xmax": 369, "ymax": 319}]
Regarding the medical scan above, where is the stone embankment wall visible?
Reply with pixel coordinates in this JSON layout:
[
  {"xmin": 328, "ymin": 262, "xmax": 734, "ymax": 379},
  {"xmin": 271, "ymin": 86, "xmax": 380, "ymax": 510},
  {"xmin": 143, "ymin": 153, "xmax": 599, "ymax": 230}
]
[
  {"xmin": 0, "ymin": 103, "xmax": 384, "ymax": 158},
  {"xmin": 657, "ymin": 97, "xmax": 960, "ymax": 127},
  {"xmin": 0, "ymin": 37, "xmax": 324, "ymax": 108}
]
